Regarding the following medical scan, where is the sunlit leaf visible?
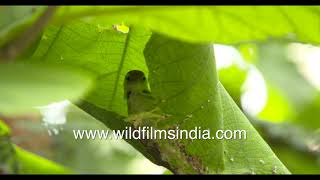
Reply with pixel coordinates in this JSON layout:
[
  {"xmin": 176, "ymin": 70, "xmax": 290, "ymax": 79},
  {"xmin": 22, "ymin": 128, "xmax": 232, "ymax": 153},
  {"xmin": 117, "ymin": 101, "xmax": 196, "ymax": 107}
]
[
  {"xmin": 30, "ymin": 21, "xmax": 151, "ymax": 116},
  {"xmin": 52, "ymin": 6, "xmax": 320, "ymax": 44}
]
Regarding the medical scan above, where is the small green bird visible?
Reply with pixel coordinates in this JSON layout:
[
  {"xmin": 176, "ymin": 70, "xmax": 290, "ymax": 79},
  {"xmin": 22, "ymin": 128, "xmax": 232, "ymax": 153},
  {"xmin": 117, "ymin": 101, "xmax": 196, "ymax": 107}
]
[
  {"xmin": 124, "ymin": 70, "xmax": 156, "ymax": 114},
  {"xmin": 124, "ymin": 70, "xmax": 164, "ymax": 127}
]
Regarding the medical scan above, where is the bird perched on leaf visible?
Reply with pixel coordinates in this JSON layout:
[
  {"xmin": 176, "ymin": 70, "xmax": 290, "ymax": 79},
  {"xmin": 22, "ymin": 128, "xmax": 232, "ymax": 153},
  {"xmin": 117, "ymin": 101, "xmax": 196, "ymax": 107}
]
[
  {"xmin": 124, "ymin": 70, "xmax": 156, "ymax": 114},
  {"xmin": 124, "ymin": 70, "xmax": 165, "ymax": 127}
]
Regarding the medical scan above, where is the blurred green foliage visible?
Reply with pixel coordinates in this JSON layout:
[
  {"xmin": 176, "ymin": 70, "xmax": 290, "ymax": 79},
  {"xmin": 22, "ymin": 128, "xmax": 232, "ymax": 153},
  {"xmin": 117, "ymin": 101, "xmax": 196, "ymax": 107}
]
[
  {"xmin": 218, "ymin": 41, "xmax": 320, "ymax": 174},
  {"xmin": 0, "ymin": 63, "xmax": 94, "ymax": 115},
  {"xmin": 218, "ymin": 65, "xmax": 248, "ymax": 107},
  {"xmin": 258, "ymin": 83, "xmax": 295, "ymax": 123},
  {"xmin": 295, "ymin": 95, "xmax": 320, "ymax": 130}
]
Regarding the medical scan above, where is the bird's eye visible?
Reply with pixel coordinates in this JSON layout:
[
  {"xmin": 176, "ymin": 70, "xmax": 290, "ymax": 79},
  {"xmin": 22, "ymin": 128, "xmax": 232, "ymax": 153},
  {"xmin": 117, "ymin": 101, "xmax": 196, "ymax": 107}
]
[
  {"xmin": 142, "ymin": 77, "xmax": 146, "ymax": 81},
  {"xmin": 126, "ymin": 91, "xmax": 132, "ymax": 98},
  {"xmin": 142, "ymin": 90, "xmax": 150, "ymax": 94},
  {"xmin": 126, "ymin": 76, "xmax": 130, "ymax": 81}
]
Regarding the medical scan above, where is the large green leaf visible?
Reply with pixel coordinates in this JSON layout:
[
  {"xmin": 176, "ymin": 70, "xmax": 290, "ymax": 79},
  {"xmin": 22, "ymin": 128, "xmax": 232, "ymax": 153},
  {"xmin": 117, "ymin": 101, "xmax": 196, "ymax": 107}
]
[
  {"xmin": 51, "ymin": 6, "xmax": 320, "ymax": 44},
  {"xmin": 143, "ymin": 33, "xmax": 289, "ymax": 174},
  {"xmin": 30, "ymin": 20, "xmax": 151, "ymax": 116},
  {"xmin": 143, "ymin": 34, "xmax": 224, "ymax": 173}
]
